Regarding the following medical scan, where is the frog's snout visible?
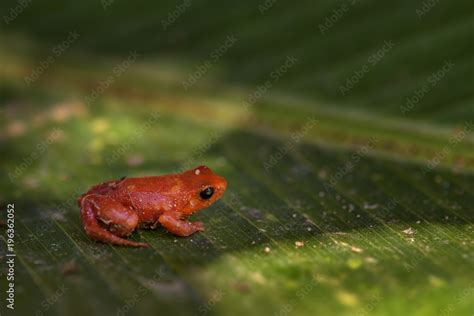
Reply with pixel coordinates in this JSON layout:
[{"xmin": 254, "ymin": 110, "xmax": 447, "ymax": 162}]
[{"xmin": 216, "ymin": 176, "xmax": 227, "ymax": 195}]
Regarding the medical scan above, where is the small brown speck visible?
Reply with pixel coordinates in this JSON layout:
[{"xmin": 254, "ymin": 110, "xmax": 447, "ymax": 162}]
[
  {"xmin": 7, "ymin": 121, "xmax": 27, "ymax": 137},
  {"xmin": 248, "ymin": 208, "xmax": 263, "ymax": 220},
  {"xmin": 232, "ymin": 282, "xmax": 251, "ymax": 294},
  {"xmin": 61, "ymin": 260, "xmax": 77, "ymax": 275}
]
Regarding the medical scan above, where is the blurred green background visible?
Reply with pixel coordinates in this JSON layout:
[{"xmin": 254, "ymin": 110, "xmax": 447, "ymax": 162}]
[{"xmin": 1, "ymin": 1, "xmax": 473, "ymax": 315}]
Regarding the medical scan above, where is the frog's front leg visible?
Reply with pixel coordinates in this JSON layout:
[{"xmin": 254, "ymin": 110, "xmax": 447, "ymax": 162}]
[
  {"xmin": 80, "ymin": 194, "xmax": 148, "ymax": 247},
  {"xmin": 158, "ymin": 212, "xmax": 204, "ymax": 236}
]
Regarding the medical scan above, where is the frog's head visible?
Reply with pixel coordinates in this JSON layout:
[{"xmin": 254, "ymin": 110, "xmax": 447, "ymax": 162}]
[{"xmin": 181, "ymin": 165, "xmax": 227, "ymax": 214}]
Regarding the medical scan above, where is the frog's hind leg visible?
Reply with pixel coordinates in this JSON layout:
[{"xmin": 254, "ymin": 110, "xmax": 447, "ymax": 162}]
[{"xmin": 80, "ymin": 194, "xmax": 148, "ymax": 247}]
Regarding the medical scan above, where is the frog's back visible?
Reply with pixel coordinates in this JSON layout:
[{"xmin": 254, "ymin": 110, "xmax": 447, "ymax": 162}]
[
  {"xmin": 119, "ymin": 175, "xmax": 188, "ymax": 194},
  {"xmin": 77, "ymin": 179, "xmax": 125, "ymax": 205}
]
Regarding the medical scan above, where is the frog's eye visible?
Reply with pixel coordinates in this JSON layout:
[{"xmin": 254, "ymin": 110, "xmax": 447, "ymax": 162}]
[{"xmin": 200, "ymin": 187, "xmax": 214, "ymax": 200}]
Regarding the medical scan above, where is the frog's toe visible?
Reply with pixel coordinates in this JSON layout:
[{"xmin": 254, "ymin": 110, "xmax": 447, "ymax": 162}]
[{"xmin": 192, "ymin": 221, "xmax": 205, "ymax": 232}]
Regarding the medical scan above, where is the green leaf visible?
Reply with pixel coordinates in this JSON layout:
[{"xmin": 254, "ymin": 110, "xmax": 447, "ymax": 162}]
[{"xmin": 1, "ymin": 1, "xmax": 473, "ymax": 315}]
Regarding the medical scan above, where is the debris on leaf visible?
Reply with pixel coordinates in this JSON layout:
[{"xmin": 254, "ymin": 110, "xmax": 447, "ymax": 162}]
[
  {"xmin": 61, "ymin": 260, "xmax": 77, "ymax": 275},
  {"xmin": 295, "ymin": 241, "xmax": 304, "ymax": 248},
  {"xmin": 232, "ymin": 282, "xmax": 251, "ymax": 294},
  {"xmin": 402, "ymin": 227, "xmax": 415, "ymax": 235},
  {"xmin": 363, "ymin": 202, "xmax": 378, "ymax": 210}
]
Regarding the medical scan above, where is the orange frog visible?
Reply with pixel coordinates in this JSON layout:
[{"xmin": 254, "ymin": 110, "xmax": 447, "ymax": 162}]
[{"xmin": 78, "ymin": 166, "xmax": 227, "ymax": 247}]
